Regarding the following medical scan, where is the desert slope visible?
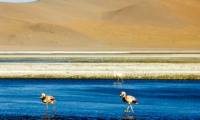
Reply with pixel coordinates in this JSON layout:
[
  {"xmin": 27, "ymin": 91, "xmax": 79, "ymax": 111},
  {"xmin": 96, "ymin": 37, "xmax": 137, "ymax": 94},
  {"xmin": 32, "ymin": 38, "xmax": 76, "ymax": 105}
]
[
  {"xmin": 103, "ymin": 1, "xmax": 185, "ymax": 27},
  {"xmin": 103, "ymin": 0, "xmax": 200, "ymax": 26},
  {"xmin": 0, "ymin": 0, "xmax": 200, "ymax": 51}
]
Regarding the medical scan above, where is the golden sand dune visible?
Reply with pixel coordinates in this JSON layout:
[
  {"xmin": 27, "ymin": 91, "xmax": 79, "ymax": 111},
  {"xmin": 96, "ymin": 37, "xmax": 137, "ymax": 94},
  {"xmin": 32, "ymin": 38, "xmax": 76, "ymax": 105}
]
[
  {"xmin": 103, "ymin": 1, "xmax": 185, "ymax": 27},
  {"xmin": 103, "ymin": 0, "xmax": 200, "ymax": 26},
  {"xmin": 0, "ymin": 0, "xmax": 200, "ymax": 51}
]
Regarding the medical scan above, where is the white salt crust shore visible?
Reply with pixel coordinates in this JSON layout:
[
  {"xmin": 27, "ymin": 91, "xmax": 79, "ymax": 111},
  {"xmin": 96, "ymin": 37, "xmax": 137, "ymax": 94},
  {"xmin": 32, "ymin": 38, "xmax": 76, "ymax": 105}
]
[{"xmin": 0, "ymin": 63, "xmax": 200, "ymax": 79}]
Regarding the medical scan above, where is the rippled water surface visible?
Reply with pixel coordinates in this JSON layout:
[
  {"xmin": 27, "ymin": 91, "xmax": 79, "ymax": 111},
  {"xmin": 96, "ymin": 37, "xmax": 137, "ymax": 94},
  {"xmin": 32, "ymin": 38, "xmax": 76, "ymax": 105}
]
[{"xmin": 0, "ymin": 79, "xmax": 199, "ymax": 119}]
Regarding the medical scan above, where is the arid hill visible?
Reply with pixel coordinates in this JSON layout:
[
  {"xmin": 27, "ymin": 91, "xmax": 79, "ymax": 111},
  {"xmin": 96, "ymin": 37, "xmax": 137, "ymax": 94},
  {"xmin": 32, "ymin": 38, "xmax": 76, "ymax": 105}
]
[{"xmin": 0, "ymin": 0, "xmax": 200, "ymax": 51}]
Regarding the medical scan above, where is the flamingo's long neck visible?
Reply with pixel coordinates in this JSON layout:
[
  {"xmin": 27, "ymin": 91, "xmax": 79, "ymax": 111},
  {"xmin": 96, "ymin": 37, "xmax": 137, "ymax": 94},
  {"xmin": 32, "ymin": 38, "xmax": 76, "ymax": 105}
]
[
  {"xmin": 41, "ymin": 97, "xmax": 47, "ymax": 103},
  {"xmin": 122, "ymin": 96, "xmax": 126, "ymax": 102}
]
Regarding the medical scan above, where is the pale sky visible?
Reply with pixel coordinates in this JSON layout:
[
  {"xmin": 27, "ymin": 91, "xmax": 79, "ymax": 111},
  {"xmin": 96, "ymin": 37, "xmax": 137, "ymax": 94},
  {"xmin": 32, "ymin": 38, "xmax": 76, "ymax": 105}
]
[{"xmin": 0, "ymin": 0, "xmax": 37, "ymax": 3}]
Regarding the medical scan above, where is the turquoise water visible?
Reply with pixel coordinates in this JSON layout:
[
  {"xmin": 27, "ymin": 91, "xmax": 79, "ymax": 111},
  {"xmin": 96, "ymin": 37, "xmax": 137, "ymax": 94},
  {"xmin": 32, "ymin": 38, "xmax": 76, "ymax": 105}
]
[{"xmin": 0, "ymin": 79, "xmax": 199, "ymax": 119}]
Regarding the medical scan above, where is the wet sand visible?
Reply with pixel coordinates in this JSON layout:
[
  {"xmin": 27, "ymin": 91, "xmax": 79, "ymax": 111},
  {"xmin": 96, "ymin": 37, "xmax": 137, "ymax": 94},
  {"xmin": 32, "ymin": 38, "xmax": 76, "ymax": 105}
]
[{"xmin": 0, "ymin": 51, "xmax": 200, "ymax": 79}]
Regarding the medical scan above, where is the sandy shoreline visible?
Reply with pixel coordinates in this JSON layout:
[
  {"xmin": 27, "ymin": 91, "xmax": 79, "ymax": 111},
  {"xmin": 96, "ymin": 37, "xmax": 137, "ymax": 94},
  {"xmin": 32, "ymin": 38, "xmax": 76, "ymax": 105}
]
[
  {"xmin": 0, "ymin": 52, "xmax": 200, "ymax": 79},
  {"xmin": 1, "ymin": 50, "xmax": 200, "ymax": 53},
  {"xmin": 1, "ymin": 51, "xmax": 200, "ymax": 63},
  {"xmin": 0, "ymin": 63, "xmax": 200, "ymax": 79}
]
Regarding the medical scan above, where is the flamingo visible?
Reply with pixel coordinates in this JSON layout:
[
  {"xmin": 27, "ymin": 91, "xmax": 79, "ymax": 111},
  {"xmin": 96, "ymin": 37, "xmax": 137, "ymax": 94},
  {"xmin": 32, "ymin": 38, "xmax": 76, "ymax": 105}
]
[
  {"xmin": 40, "ymin": 93, "xmax": 57, "ymax": 116},
  {"xmin": 120, "ymin": 91, "xmax": 138, "ymax": 113},
  {"xmin": 114, "ymin": 71, "xmax": 124, "ymax": 82}
]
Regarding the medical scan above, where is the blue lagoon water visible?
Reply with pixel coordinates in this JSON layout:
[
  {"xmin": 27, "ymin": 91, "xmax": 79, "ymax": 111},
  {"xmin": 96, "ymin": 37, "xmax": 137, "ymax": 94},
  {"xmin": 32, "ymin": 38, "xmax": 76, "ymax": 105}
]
[{"xmin": 0, "ymin": 79, "xmax": 199, "ymax": 119}]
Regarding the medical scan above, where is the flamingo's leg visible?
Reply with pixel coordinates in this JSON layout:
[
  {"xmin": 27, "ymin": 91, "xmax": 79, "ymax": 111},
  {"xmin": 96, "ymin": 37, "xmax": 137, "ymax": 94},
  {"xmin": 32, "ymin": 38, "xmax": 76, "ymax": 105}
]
[
  {"xmin": 46, "ymin": 104, "xmax": 48, "ymax": 116},
  {"xmin": 53, "ymin": 104, "xmax": 57, "ymax": 115},
  {"xmin": 124, "ymin": 105, "xmax": 130, "ymax": 112},
  {"xmin": 117, "ymin": 77, "xmax": 119, "ymax": 82},
  {"xmin": 130, "ymin": 105, "xmax": 134, "ymax": 113},
  {"xmin": 122, "ymin": 77, "xmax": 124, "ymax": 83}
]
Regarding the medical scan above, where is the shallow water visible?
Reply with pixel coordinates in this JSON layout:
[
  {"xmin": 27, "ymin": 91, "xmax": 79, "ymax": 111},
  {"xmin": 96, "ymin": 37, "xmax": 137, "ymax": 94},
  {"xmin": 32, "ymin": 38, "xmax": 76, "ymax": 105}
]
[{"xmin": 0, "ymin": 79, "xmax": 199, "ymax": 119}]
